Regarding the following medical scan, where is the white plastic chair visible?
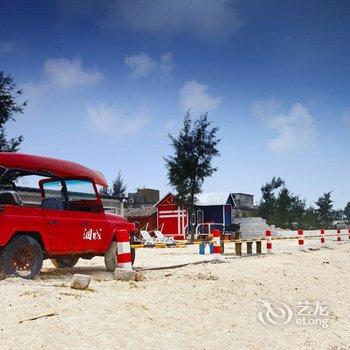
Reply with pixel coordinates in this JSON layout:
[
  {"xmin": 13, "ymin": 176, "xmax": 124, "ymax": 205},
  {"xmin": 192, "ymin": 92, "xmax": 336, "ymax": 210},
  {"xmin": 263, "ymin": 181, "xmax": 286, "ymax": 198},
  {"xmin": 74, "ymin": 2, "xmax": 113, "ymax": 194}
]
[
  {"xmin": 154, "ymin": 230, "xmax": 176, "ymax": 244},
  {"xmin": 140, "ymin": 230, "xmax": 156, "ymax": 245}
]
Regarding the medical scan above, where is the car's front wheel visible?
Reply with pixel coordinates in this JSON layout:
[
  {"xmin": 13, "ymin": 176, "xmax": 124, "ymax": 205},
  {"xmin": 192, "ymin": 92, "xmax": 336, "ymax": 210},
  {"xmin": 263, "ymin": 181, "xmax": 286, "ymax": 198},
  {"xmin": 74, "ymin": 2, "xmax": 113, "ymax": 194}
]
[
  {"xmin": 2, "ymin": 235, "xmax": 43, "ymax": 279},
  {"xmin": 51, "ymin": 256, "xmax": 79, "ymax": 268},
  {"xmin": 104, "ymin": 241, "xmax": 135, "ymax": 271}
]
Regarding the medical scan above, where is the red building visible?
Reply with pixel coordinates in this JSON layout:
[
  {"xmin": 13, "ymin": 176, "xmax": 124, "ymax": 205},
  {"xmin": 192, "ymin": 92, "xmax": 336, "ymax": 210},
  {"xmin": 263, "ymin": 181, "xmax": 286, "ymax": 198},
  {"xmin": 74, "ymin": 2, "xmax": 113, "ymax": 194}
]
[
  {"xmin": 156, "ymin": 193, "xmax": 188, "ymax": 240},
  {"xmin": 124, "ymin": 207, "xmax": 157, "ymax": 231}
]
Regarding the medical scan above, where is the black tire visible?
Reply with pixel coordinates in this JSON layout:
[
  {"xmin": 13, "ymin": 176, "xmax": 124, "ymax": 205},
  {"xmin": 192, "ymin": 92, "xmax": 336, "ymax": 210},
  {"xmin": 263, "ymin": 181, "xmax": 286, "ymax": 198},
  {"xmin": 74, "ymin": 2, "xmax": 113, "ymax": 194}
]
[
  {"xmin": 2, "ymin": 235, "xmax": 43, "ymax": 279},
  {"xmin": 131, "ymin": 247, "xmax": 135, "ymax": 265},
  {"xmin": 51, "ymin": 256, "xmax": 79, "ymax": 268},
  {"xmin": 104, "ymin": 241, "xmax": 135, "ymax": 271}
]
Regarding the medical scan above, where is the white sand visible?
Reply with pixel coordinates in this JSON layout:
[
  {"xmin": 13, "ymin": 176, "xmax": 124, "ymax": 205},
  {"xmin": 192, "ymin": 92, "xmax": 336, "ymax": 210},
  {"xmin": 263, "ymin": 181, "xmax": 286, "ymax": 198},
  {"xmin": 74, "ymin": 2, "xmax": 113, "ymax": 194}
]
[{"xmin": 0, "ymin": 234, "xmax": 349, "ymax": 349}]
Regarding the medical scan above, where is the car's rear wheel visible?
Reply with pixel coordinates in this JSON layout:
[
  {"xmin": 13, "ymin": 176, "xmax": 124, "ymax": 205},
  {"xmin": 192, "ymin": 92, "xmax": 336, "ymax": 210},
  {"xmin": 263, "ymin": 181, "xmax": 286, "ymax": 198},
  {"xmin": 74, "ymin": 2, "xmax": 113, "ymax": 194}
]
[
  {"xmin": 51, "ymin": 256, "xmax": 79, "ymax": 268},
  {"xmin": 104, "ymin": 241, "xmax": 135, "ymax": 271},
  {"xmin": 2, "ymin": 235, "xmax": 43, "ymax": 279}
]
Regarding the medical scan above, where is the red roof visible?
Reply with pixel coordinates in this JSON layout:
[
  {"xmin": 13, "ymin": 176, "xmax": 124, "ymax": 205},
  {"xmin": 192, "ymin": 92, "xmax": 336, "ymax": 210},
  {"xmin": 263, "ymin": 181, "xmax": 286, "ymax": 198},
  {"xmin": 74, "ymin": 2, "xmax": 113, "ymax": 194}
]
[
  {"xmin": 155, "ymin": 192, "xmax": 174, "ymax": 207},
  {"xmin": 0, "ymin": 153, "xmax": 108, "ymax": 187}
]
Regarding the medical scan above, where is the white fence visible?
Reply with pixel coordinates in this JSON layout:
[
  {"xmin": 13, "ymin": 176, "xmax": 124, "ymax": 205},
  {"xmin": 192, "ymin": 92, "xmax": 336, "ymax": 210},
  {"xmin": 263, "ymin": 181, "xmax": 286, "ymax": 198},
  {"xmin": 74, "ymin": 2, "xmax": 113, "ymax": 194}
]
[{"xmin": 195, "ymin": 222, "xmax": 225, "ymax": 239}]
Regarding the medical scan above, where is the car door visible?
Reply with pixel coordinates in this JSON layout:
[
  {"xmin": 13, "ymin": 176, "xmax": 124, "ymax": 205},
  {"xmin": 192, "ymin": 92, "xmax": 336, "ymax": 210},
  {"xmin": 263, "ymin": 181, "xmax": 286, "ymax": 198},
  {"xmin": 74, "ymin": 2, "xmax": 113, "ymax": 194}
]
[
  {"xmin": 40, "ymin": 180, "xmax": 78, "ymax": 253},
  {"xmin": 75, "ymin": 211, "xmax": 111, "ymax": 253},
  {"xmin": 64, "ymin": 179, "xmax": 111, "ymax": 253},
  {"xmin": 42, "ymin": 208, "xmax": 79, "ymax": 253}
]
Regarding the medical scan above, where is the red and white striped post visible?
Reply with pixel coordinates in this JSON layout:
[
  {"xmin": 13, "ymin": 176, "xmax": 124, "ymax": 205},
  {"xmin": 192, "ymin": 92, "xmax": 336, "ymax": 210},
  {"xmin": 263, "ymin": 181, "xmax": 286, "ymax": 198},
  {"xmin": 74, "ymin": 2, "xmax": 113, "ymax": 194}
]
[
  {"xmin": 265, "ymin": 230, "xmax": 272, "ymax": 253},
  {"xmin": 116, "ymin": 229, "xmax": 132, "ymax": 270},
  {"xmin": 337, "ymin": 229, "xmax": 342, "ymax": 244},
  {"xmin": 320, "ymin": 229, "xmax": 325, "ymax": 246},
  {"xmin": 298, "ymin": 229, "xmax": 304, "ymax": 251},
  {"xmin": 212, "ymin": 229, "xmax": 221, "ymax": 256}
]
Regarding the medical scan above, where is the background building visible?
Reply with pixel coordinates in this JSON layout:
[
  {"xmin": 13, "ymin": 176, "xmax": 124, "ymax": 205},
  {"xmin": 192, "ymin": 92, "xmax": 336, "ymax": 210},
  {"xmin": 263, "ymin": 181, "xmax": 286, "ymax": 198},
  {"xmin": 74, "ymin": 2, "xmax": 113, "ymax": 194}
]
[
  {"xmin": 156, "ymin": 193, "xmax": 188, "ymax": 240},
  {"xmin": 231, "ymin": 193, "xmax": 257, "ymax": 218},
  {"xmin": 196, "ymin": 192, "xmax": 234, "ymax": 227},
  {"xmin": 124, "ymin": 206, "xmax": 157, "ymax": 230},
  {"xmin": 127, "ymin": 188, "xmax": 160, "ymax": 208}
]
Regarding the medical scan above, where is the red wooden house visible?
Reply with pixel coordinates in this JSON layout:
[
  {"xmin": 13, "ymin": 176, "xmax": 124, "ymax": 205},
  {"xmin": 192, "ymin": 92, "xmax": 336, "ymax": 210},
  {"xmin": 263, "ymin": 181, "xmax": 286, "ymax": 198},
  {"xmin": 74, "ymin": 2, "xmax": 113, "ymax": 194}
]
[
  {"xmin": 156, "ymin": 192, "xmax": 188, "ymax": 240},
  {"xmin": 124, "ymin": 206, "xmax": 157, "ymax": 231}
]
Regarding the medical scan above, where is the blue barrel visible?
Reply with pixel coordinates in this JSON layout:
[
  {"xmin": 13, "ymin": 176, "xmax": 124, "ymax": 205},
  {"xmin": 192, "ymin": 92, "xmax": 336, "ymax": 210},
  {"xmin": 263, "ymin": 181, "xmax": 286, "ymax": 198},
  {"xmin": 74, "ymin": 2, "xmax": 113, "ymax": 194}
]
[{"xmin": 209, "ymin": 242, "xmax": 214, "ymax": 254}]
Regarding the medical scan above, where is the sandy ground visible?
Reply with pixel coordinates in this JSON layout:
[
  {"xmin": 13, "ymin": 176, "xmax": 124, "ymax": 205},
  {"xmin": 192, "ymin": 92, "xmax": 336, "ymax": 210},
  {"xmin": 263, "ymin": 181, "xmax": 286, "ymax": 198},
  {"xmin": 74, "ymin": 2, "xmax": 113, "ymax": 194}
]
[{"xmin": 0, "ymin": 233, "xmax": 350, "ymax": 350}]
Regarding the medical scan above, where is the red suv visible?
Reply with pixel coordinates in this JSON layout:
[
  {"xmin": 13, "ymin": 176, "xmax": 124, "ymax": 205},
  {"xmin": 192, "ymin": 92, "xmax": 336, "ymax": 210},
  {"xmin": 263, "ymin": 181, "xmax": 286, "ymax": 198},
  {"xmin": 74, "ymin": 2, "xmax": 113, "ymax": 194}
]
[{"xmin": 0, "ymin": 153, "xmax": 136, "ymax": 279}]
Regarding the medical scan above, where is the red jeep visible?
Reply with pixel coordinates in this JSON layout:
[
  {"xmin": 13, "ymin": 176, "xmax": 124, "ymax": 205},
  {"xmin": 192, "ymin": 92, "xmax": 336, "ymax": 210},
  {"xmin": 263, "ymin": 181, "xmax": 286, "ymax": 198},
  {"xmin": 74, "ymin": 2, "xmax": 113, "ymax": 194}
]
[{"xmin": 0, "ymin": 153, "xmax": 136, "ymax": 279}]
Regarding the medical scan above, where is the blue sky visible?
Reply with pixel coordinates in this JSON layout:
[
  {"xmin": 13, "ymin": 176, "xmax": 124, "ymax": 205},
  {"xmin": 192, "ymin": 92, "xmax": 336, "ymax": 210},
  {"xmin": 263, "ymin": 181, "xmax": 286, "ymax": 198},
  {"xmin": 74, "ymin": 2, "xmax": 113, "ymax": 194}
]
[{"xmin": 0, "ymin": 0, "xmax": 350, "ymax": 208}]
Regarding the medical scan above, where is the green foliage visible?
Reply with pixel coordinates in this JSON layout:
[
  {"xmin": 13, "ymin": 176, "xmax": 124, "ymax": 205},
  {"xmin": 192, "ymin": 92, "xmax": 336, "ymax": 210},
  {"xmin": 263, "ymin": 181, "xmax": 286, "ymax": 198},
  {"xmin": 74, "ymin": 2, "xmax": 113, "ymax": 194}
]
[
  {"xmin": 165, "ymin": 111, "xmax": 220, "ymax": 240},
  {"xmin": 257, "ymin": 177, "xmax": 337, "ymax": 230},
  {"xmin": 289, "ymin": 196, "xmax": 306, "ymax": 228},
  {"xmin": 274, "ymin": 187, "xmax": 294, "ymax": 228},
  {"xmin": 0, "ymin": 71, "xmax": 26, "ymax": 152},
  {"xmin": 302, "ymin": 207, "xmax": 319, "ymax": 230},
  {"xmin": 259, "ymin": 178, "xmax": 305, "ymax": 228},
  {"xmin": 333, "ymin": 209, "xmax": 344, "ymax": 221},
  {"xmin": 315, "ymin": 192, "xmax": 334, "ymax": 229},
  {"xmin": 111, "ymin": 171, "xmax": 127, "ymax": 197},
  {"xmin": 99, "ymin": 187, "xmax": 110, "ymax": 196},
  {"xmin": 257, "ymin": 177, "xmax": 284, "ymax": 225},
  {"xmin": 344, "ymin": 202, "xmax": 350, "ymax": 223},
  {"xmin": 100, "ymin": 171, "xmax": 127, "ymax": 198}
]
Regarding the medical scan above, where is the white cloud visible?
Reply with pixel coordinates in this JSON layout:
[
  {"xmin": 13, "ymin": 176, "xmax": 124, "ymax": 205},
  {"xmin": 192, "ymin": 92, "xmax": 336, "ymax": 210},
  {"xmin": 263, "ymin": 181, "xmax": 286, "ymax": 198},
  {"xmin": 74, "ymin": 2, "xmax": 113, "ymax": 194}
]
[
  {"xmin": 0, "ymin": 40, "xmax": 16, "ymax": 54},
  {"xmin": 252, "ymin": 100, "xmax": 316, "ymax": 154},
  {"xmin": 87, "ymin": 103, "xmax": 149, "ymax": 135},
  {"xmin": 23, "ymin": 57, "xmax": 103, "ymax": 99},
  {"xmin": 117, "ymin": 0, "xmax": 239, "ymax": 39},
  {"xmin": 159, "ymin": 53, "xmax": 174, "ymax": 80},
  {"xmin": 43, "ymin": 58, "xmax": 103, "ymax": 89},
  {"xmin": 180, "ymin": 80, "xmax": 221, "ymax": 115},
  {"xmin": 22, "ymin": 81, "xmax": 50, "ymax": 100},
  {"xmin": 124, "ymin": 52, "xmax": 174, "ymax": 80},
  {"xmin": 124, "ymin": 52, "xmax": 156, "ymax": 79}
]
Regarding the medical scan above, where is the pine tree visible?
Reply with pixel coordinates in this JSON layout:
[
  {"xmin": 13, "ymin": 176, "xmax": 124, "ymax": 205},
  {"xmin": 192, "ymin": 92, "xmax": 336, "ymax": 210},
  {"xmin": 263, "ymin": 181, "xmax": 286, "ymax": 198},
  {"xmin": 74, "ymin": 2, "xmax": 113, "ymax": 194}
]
[
  {"xmin": 258, "ymin": 177, "xmax": 307, "ymax": 229},
  {"xmin": 99, "ymin": 187, "xmax": 111, "ymax": 196},
  {"xmin": 0, "ymin": 71, "xmax": 26, "ymax": 151},
  {"xmin": 165, "ymin": 112, "xmax": 220, "ymax": 240},
  {"xmin": 316, "ymin": 192, "xmax": 334, "ymax": 229},
  {"xmin": 274, "ymin": 187, "xmax": 293, "ymax": 228},
  {"xmin": 302, "ymin": 207, "xmax": 319, "ymax": 230},
  {"xmin": 111, "ymin": 171, "xmax": 127, "ymax": 198},
  {"xmin": 289, "ymin": 196, "xmax": 306, "ymax": 228},
  {"xmin": 257, "ymin": 177, "xmax": 284, "ymax": 225},
  {"xmin": 344, "ymin": 202, "xmax": 350, "ymax": 223},
  {"xmin": 99, "ymin": 171, "xmax": 127, "ymax": 198}
]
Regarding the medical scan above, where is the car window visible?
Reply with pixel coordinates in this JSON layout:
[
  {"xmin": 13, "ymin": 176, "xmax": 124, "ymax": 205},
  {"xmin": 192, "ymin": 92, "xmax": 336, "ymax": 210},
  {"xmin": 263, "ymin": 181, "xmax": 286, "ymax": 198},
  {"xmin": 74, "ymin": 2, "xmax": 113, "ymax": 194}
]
[
  {"xmin": 65, "ymin": 179, "xmax": 97, "ymax": 201},
  {"xmin": 42, "ymin": 180, "xmax": 64, "ymax": 200}
]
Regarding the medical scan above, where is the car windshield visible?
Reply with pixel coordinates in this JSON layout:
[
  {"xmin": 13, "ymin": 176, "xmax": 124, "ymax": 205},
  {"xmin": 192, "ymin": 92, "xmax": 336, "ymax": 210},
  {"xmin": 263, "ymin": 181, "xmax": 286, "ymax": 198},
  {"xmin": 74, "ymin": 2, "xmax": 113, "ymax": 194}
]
[{"xmin": 65, "ymin": 179, "xmax": 97, "ymax": 201}]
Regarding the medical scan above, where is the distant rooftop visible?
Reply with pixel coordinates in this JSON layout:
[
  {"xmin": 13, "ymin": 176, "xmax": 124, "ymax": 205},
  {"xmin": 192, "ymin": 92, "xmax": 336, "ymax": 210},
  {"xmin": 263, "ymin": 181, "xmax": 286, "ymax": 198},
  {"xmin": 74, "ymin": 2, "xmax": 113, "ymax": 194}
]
[
  {"xmin": 196, "ymin": 192, "xmax": 233, "ymax": 206},
  {"xmin": 232, "ymin": 193, "xmax": 254, "ymax": 196},
  {"xmin": 124, "ymin": 206, "xmax": 156, "ymax": 218}
]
